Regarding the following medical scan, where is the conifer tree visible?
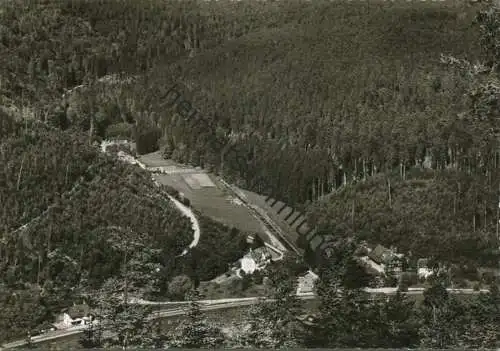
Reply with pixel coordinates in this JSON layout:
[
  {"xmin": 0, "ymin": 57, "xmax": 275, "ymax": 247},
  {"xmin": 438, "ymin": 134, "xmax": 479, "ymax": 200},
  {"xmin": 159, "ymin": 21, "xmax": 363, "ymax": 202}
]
[{"xmin": 167, "ymin": 289, "xmax": 224, "ymax": 348}]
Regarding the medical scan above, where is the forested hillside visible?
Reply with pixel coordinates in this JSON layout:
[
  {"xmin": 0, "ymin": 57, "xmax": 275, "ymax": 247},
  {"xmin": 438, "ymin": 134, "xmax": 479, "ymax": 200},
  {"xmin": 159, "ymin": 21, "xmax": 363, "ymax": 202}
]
[
  {"xmin": 1, "ymin": 0, "xmax": 499, "ymax": 348},
  {"xmin": 307, "ymin": 170, "xmax": 499, "ymax": 268},
  {"xmin": 1, "ymin": 0, "xmax": 498, "ymax": 267},
  {"xmin": 0, "ymin": 115, "xmax": 248, "ymax": 343},
  {"xmin": 141, "ymin": 0, "xmax": 482, "ymax": 205}
]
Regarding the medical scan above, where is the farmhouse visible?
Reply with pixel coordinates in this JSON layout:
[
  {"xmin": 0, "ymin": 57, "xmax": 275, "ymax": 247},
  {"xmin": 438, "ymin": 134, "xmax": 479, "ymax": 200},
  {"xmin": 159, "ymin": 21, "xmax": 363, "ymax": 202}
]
[
  {"xmin": 54, "ymin": 303, "xmax": 92, "ymax": 329},
  {"xmin": 359, "ymin": 244, "xmax": 405, "ymax": 279}
]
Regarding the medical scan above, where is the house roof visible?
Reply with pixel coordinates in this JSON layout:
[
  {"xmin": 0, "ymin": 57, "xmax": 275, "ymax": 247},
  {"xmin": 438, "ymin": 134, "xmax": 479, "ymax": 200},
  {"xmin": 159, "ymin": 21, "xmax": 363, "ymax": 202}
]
[
  {"xmin": 248, "ymin": 246, "xmax": 272, "ymax": 263},
  {"xmin": 241, "ymin": 257, "xmax": 257, "ymax": 274},
  {"xmin": 368, "ymin": 244, "xmax": 393, "ymax": 264},
  {"xmin": 66, "ymin": 304, "xmax": 90, "ymax": 319}
]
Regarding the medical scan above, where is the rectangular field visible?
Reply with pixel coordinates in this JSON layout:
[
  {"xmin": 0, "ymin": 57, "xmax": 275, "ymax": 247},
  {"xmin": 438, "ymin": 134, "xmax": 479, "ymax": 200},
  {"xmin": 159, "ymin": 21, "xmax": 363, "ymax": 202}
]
[
  {"xmin": 152, "ymin": 173, "xmax": 265, "ymax": 236},
  {"xmin": 183, "ymin": 173, "xmax": 216, "ymax": 189}
]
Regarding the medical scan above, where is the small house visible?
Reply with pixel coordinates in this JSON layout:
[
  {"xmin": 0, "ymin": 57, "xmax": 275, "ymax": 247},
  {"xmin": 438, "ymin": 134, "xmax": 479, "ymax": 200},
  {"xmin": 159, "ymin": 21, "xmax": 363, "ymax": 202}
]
[
  {"xmin": 236, "ymin": 246, "xmax": 273, "ymax": 277},
  {"xmin": 368, "ymin": 245, "xmax": 394, "ymax": 265},
  {"xmin": 366, "ymin": 244, "xmax": 404, "ymax": 278},
  {"xmin": 55, "ymin": 304, "xmax": 92, "ymax": 329},
  {"xmin": 296, "ymin": 270, "xmax": 319, "ymax": 295}
]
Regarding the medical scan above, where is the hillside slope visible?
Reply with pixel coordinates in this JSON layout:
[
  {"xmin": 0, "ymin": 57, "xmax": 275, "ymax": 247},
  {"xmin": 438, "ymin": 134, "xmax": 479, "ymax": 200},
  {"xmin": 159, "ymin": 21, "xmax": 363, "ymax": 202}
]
[
  {"xmin": 0, "ymin": 117, "xmax": 247, "ymax": 343},
  {"xmin": 306, "ymin": 170, "xmax": 499, "ymax": 268}
]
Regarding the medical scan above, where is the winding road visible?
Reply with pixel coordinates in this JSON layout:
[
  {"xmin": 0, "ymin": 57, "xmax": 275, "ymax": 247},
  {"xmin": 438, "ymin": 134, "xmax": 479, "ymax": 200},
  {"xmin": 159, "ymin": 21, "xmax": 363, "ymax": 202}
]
[
  {"xmin": 100, "ymin": 140, "xmax": 201, "ymax": 256},
  {"xmin": 164, "ymin": 191, "xmax": 200, "ymax": 256}
]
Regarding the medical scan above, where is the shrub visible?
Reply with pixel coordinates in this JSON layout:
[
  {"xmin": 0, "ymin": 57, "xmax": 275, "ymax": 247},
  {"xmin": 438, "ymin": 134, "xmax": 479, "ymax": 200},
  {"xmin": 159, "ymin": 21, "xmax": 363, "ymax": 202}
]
[
  {"xmin": 481, "ymin": 271, "xmax": 496, "ymax": 285},
  {"xmin": 399, "ymin": 272, "xmax": 417, "ymax": 291},
  {"xmin": 252, "ymin": 270, "xmax": 264, "ymax": 285},
  {"xmin": 162, "ymin": 185, "xmax": 180, "ymax": 198},
  {"xmin": 135, "ymin": 126, "xmax": 161, "ymax": 155},
  {"xmin": 168, "ymin": 275, "xmax": 194, "ymax": 301},
  {"xmin": 106, "ymin": 122, "xmax": 134, "ymax": 139}
]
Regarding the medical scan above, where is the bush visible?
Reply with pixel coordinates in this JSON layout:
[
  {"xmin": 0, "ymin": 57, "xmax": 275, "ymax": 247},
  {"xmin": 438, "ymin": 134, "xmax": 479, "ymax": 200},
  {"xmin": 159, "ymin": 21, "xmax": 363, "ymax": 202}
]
[
  {"xmin": 168, "ymin": 275, "xmax": 194, "ymax": 301},
  {"xmin": 106, "ymin": 122, "xmax": 134, "ymax": 140},
  {"xmin": 241, "ymin": 274, "xmax": 252, "ymax": 291},
  {"xmin": 106, "ymin": 143, "xmax": 135, "ymax": 156},
  {"xmin": 481, "ymin": 271, "xmax": 496, "ymax": 285},
  {"xmin": 384, "ymin": 274, "xmax": 399, "ymax": 288},
  {"xmin": 162, "ymin": 185, "xmax": 180, "ymax": 198},
  {"xmin": 135, "ymin": 126, "xmax": 161, "ymax": 155},
  {"xmin": 399, "ymin": 272, "xmax": 417, "ymax": 291},
  {"xmin": 398, "ymin": 281, "xmax": 409, "ymax": 292},
  {"xmin": 182, "ymin": 197, "xmax": 191, "ymax": 207},
  {"xmin": 252, "ymin": 270, "xmax": 264, "ymax": 285}
]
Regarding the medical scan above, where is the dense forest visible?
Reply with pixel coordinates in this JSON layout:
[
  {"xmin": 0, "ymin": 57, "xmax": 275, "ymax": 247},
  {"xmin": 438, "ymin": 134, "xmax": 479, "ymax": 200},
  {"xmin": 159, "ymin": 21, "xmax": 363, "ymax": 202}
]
[
  {"xmin": 0, "ymin": 113, "xmax": 248, "ymax": 343},
  {"xmin": 1, "ymin": 0, "xmax": 500, "ymax": 346}
]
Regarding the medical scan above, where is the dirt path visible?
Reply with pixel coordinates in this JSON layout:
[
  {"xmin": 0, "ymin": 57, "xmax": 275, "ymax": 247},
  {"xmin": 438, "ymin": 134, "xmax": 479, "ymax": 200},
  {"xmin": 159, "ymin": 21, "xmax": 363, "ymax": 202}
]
[{"xmin": 164, "ymin": 191, "xmax": 200, "ymax": 256}]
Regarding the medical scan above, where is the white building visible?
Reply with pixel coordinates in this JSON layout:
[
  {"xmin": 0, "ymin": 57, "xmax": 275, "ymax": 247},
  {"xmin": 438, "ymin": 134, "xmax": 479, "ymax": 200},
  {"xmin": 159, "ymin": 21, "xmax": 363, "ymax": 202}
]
[
  {"xmin": 54, "ymin": 304, "xmax": 92, "ymax": 329},
  {"xmin": 240, "ymin": 257, "xmax": 258, "ymax": 274},
  {"xmin": 417, "ymin": 258, "xmax": 434, "ymax": 279},
  {"xmin": 296, "ymin": 270, "xmax": 319, "ymax": 295},
  {"xmin": 236, "ymin": 246, "xmax": 275, "ymax": 277}
]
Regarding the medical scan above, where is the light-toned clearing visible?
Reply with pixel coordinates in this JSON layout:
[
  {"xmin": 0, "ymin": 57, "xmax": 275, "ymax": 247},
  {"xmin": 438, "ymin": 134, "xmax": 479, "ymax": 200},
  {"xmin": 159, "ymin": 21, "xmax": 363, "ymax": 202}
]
[{"xmin": 183, "ymin": 173, "xmax": 215, "ymax": 189}]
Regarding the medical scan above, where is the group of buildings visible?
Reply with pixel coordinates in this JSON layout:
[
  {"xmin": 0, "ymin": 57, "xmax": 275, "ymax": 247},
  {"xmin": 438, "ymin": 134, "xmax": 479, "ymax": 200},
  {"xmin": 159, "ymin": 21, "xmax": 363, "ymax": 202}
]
[
  {"xmin": 358, "ymin": 243, "xmax": 435, "ymax": 283},
  {"xmin": 51, "ymin": 242, "xmax": 437, "ymax": 332}
]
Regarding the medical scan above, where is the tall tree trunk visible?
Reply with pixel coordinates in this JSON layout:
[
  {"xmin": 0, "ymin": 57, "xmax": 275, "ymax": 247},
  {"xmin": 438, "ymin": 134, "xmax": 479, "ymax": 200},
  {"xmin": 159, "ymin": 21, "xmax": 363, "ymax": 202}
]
[
  {"xmin": 311, "ymin": 178, "xmax": 316, "ymax": 201},
  {"xmin": 65, "ymin": 164, "xmax": 70, "ymax": 186},
  {"xmin": 484, "ymin": 200, "xmax": 487, "ymax": 229},
  {"xmin": 47, "ymin": 222, "xmax": 52, "ymax": 254},
  {"xmin": 473, "ymin": 212, "xmax": 476, "ymax": 233},
  {"xmin": 17, "ymin": 154, "xmax": 26, "ymax": 191},
  {"xmin": 496, "ymin": 185, "xmax": 499, "ymax": 249},
  {"xmin": 453, "ymin": 194, "xmax": 456, "ymax": 216},
  {"xmin": 363, "ymin": 158, "xmax": 367, "ymax": 181},
  {"xmin": 89, "ymin": 115, "xmax": 94, "ymax": 145},
  {"xmin": 354, "ymin": 159, "xmax": 358, "ymax": 182},
  {"xmin": 387, "ymin": 178, "xmax": 392, "ymax": 208},
  {"xmin": 37, "ymin": 252, "xmax": 41, "ymax": 286},
  {"xmin": 351, "ymin": 200, "xmax": 355, "ymax": 229}
]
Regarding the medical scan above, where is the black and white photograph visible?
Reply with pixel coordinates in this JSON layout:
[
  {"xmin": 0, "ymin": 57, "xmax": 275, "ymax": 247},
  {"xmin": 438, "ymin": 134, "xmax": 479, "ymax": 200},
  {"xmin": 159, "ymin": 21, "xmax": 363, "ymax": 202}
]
[{"xmin": 0, "ymin": 0, "xmax": 499, "ymax": 349}]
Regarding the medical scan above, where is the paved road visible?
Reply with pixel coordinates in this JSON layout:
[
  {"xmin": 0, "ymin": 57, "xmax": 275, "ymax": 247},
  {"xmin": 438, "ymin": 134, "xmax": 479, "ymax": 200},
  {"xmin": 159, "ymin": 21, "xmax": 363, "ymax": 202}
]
[
  {"xmin": 0, "ymin": 326, "xmax": 87, "ymax": 349},
  {"xmin": 0, "ymin": 297, "xmax": 283, "ymax": 349},
  {"xmin": 131, "ymin": 287, "xmax": 490, "ymax": 306},
  {"xmin": 1, "ymin": 287, "xmax": 491, "ymax": 349}
]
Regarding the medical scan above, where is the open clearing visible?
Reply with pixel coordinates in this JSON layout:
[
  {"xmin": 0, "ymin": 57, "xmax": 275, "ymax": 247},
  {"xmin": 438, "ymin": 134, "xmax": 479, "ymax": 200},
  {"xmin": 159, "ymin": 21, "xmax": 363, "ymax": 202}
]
[
  {"xmin": 183, "ymin": 173, "xmax": 216, "ymax": 189},
  {"xmin": 138, "ymin": 152, "xmax": 265, "ymax": 236},
  {"xmin": 138, "ymin": 151, "xmax": 308, "ymax": 249}
]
